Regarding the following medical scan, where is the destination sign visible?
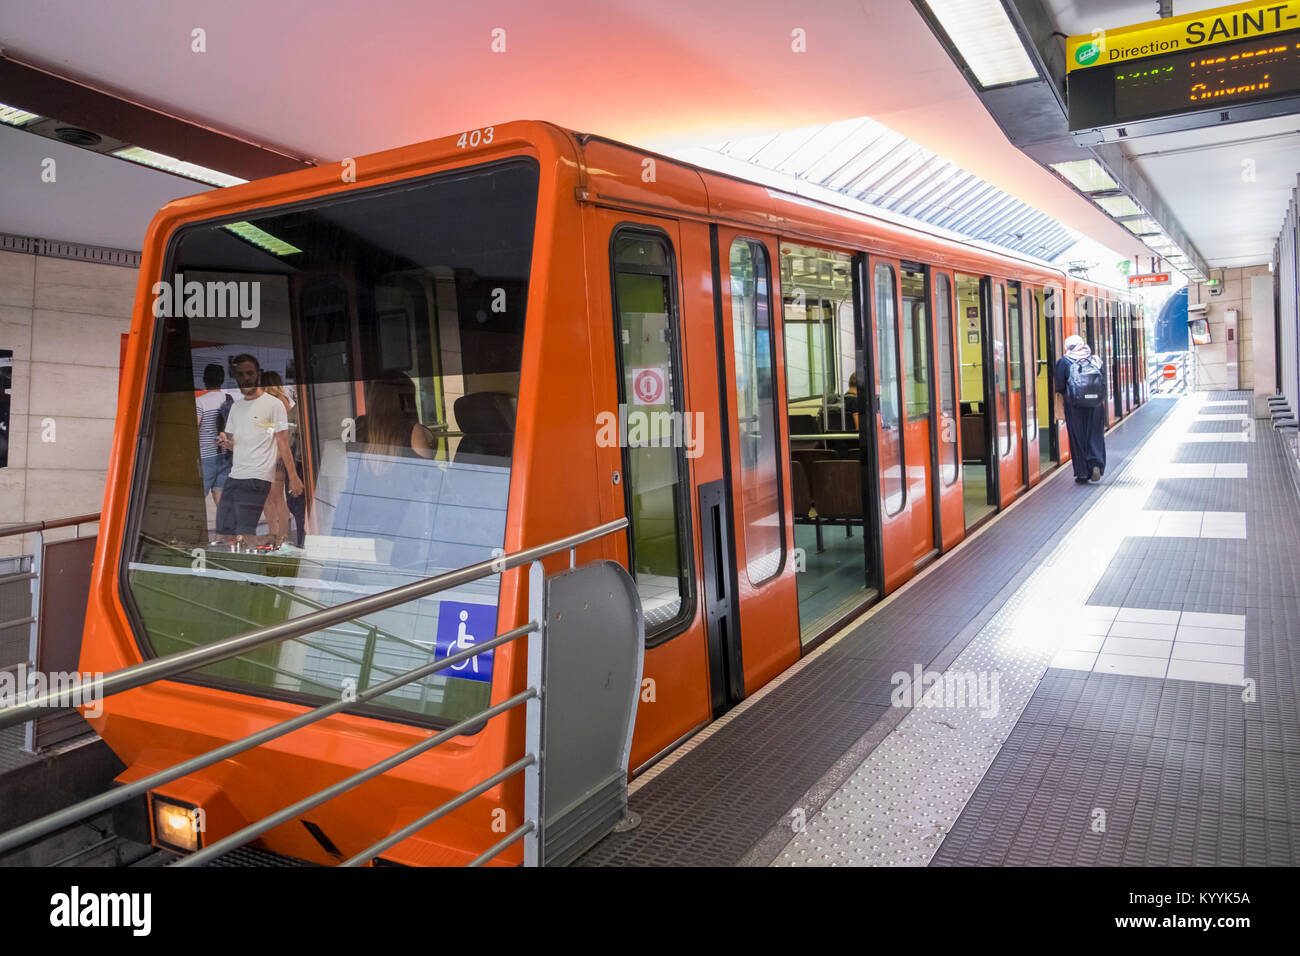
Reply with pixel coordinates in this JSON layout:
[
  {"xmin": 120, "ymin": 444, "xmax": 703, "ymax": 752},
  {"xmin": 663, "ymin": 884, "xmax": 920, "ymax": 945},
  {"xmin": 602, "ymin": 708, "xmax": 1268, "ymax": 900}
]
[
  {"xmin": 1067, "ymin": 1, "xmax": 1300, "ymax": 71},
  {"xmin": 1067, "ymin": 3, "xmax": 1300, "ymax": 140}
]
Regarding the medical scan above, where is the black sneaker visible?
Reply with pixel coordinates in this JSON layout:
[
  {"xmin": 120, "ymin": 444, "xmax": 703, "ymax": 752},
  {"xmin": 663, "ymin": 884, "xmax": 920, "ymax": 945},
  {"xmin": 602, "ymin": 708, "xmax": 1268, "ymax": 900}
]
[{"xmin": 1090, "ymin": 466, "xmax": 1102, "ymax": 482}]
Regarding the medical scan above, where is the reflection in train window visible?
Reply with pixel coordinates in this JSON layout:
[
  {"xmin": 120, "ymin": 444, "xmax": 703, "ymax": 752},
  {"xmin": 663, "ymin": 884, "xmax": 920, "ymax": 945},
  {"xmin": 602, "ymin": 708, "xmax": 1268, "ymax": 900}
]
[{"xmin": 124, "ymin": 160, "xmax": 539, "ymax": 726}]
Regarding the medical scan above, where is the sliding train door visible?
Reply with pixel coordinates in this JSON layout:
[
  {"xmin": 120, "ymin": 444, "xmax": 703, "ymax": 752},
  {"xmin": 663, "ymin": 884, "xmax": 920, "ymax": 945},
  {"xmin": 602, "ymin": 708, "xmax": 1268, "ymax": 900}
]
[
  {"xmin": 957, "ymin": 273, "xmax": 996, "ymax": 528},
  {"xmin": 712, "ymin": 226, "xmax": 802, "ymax": 690},
  {"xmin": 932, "ymin": 271, "xmax": 964, "ymax": 551},
  {"xmin": 866, "ymin": 256, "xmax": 920, "ymax": 593},
  {"xmin": 900, "ymin": 264, "xmax": 939, "ymax": 568},
  {"xmin": 1022, "ymin": 284, "xmax": 1041, "ymax": 486},
  {"xmin": 988, "ymin": 279, "xmax": 1021, "ymax": 508}
]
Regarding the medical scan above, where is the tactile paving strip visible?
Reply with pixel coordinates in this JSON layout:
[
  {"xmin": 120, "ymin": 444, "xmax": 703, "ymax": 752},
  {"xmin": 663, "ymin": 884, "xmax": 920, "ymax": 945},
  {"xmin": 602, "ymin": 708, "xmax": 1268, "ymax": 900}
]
[
  {"xmin": 933, "ymin": 391, "xmax": 1300, "ymax": 866},
  {"xmin": 575, "ymin": 400, "xmax": 1175, "ymax": 867}
]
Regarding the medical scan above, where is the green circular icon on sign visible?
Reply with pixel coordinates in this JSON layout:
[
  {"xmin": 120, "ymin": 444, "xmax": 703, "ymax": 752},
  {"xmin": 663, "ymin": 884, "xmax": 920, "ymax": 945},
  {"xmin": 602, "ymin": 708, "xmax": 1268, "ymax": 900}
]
[{"xmin": 1076, "ymin": 43, "xmax": 1100, "ymax": 66}]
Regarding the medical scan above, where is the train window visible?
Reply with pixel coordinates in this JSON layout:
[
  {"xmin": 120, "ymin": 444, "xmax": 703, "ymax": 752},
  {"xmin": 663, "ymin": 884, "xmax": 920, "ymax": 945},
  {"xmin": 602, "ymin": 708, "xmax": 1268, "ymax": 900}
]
[
  {"xmin": 1007, "ymin": 283, "xmax": 1023, "ymax": 393},
  {"xmin": 729, "ymin": 239, "xmax": 784, "ymax": 586},
  {"xmin": 934, "ymin": 274, "xmax": 958, "ymax": 486},
  {"xmin": 611, "ymin": 230, "xmax": 694, "ymax": 637},
  {"xmin": 1026, "ymin": 288, "xmax": 1039, "ymax": 444},
  {"xmin": 123, "ymin": 158, "xmax": 539, "ymax": 727},
  {"xmin": 900, "ymin": 269, "xmax": 930, "ymax": 420},
  {"xmin": 874, "ymin": 262, "xmax": 905, "ymax": 516},
  {"xmin": 780, "ymin": 244, "xmax": 851, "ymax": 414},
  {"xmin": 992, "ymin": 282, "xmax": 1010, "ymax": 458}
]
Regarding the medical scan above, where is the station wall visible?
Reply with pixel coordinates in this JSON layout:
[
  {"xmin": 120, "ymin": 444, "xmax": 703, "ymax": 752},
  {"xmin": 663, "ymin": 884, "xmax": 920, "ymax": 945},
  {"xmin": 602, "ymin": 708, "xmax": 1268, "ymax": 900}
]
[
  {"xmin": 0, "ymin": 248, "xmax": 135, "ymax": 557},
  {"xmin": 1187, "ymin": 264, "xmax": 1270, "ymax": 394}
]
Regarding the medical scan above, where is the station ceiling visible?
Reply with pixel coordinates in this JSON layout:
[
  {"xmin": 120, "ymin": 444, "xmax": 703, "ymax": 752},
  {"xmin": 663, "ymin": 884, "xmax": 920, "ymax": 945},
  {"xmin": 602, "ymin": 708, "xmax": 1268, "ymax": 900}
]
[
  {"xmin": 1040, "ymin": 0, "xmax": 1300, "ymax": 269},
  {"xmin": 0, "ymin": 0, "xmax": 1291, "ymax": 272}
]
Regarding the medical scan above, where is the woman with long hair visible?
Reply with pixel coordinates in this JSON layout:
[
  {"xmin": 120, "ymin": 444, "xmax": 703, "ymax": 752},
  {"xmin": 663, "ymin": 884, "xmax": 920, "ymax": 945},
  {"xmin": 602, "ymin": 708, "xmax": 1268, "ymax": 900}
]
[
  {"xmin": 260, "ymin": 369, "xmax": 295, "ymax": 545},
  {"xmin": 359, "ymin": 375, "xmax": 434, "ymax": 473}
]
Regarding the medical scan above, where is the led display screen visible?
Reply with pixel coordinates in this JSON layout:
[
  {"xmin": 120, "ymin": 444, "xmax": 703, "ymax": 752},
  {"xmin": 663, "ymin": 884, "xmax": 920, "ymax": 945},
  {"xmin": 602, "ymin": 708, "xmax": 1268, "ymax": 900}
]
[
  {"xmin": 1068, "ymin": 29, "xmax": 1300, "ymax": 135},
  {"xmin": 1114, "ymin": 34, "xmax": 1300, "ymax": 121}
]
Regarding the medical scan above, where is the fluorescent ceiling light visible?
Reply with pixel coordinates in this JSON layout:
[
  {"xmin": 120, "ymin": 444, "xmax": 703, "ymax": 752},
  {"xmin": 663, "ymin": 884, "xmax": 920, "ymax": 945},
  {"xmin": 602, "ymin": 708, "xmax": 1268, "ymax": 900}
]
[
  {"xmin": 923, "ymin": 0, "xmax": 1040, "ymax": 86},
  {"xmin": 0, "ymin": 103, "xmax": 40, "ymax": 127},
  {"xmin": 1095, "ymin": 195, "xmax": 1143, "ymax": 218},
  {"xmin": 223, "ymin": 221, "xmax": 301, "ymax": 256},
  {"xmin": 111, "ymin": 146, "xmax": 247, "ymax": 187},
  {"xmin": 1122, "ymin": 217, "xmax": 1161, "ymax": 235},
  {"xmin": 1050, "ymin": 160, "xmax": 1117, "ymax": 193}
]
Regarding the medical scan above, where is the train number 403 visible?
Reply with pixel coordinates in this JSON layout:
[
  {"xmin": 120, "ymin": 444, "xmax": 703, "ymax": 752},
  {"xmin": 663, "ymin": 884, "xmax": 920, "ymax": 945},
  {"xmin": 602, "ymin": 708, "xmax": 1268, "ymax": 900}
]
[{"xmin": 456, "ymin": 127, "xmax": 495, "ymax": 149}]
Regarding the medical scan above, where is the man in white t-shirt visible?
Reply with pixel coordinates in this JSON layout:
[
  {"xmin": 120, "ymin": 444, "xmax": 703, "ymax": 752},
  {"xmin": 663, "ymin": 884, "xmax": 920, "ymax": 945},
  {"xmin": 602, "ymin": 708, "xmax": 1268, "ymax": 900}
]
[{"xmin": 215, "ymin": 354, "xmax": 304, "ymax": 545}]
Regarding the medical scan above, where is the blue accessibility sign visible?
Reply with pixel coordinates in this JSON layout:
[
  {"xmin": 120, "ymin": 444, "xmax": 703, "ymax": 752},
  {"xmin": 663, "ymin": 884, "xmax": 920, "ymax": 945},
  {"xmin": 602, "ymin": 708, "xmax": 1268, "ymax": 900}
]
[{"xmin": 433, "ymin": 601, "xmax": 496, "ymax": 683}]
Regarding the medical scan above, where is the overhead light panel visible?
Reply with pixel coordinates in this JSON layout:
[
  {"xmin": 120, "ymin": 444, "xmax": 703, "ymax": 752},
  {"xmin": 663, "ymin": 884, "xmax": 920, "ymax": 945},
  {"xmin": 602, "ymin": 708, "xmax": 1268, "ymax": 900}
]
[
  {"xmin": 922, "ymin": 0, "xmax": 1040, "ymax": 87},
  {"xmin": 0, "ymin": 103, "xmax": 40, "ymax": 127},
  {"xmin": 1049, "ymin": 159, "xmax": 1117, "ymax": 193},
  {"xmin": 1095, "ymin": 195, "xmax": 1143, "ymax": 218},
  {"xmin": 111, "ymin": 146, "xmax": 247, "ymax": 187},
  {"xmin": 223, "ymin": 221, "xmax": 301, "ymax": 256},
  {"xmin": 1122, "ymin": 217, "xmax": 1162, "ymax": 236}
]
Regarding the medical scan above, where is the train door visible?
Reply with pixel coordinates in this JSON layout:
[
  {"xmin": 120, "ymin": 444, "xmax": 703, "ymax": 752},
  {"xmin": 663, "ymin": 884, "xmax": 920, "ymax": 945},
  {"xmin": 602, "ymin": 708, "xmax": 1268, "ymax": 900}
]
[
  {"xmin": 1035, "ymin": 286, "xmax": 1057, "ymax": 472},
  {"xmin": 1005, "ymin": 282, "xmax": 1029, "ymax": 498},
  {"xmin": 1022, "ymin": 284, "xmax": 1041, "ymax": 486},
  {"xmin": 932, "ymin": 271, "xmax": 964, "ymax": 551},
  {"xmin": 989, "ymin": 280, "xmax": 1020, "ymax": 509},
  {"xmin": 781, "ymin": 242, "xmax": 878, "ymax": 641},
  {"xmin": 867, "ymin": 256, "xmax": 916, "ymax": 592},
  {"xmin": 955, "ymin": 272, "xmax": 995, "ymax": 529},
  {"xmin": 900, "ymin": 264, "xmax": 938, "ymax": 568},
  {"xmin": 713, "ymin": 228, "xmax": 802, "ymax": 691},
  {"xmin": 598, "ymin": 213, "xmax": 734, "ymax": 760},
  {"xmin": 1109, "ymin": 299, "xmax": 1123, "ymax": 422}
]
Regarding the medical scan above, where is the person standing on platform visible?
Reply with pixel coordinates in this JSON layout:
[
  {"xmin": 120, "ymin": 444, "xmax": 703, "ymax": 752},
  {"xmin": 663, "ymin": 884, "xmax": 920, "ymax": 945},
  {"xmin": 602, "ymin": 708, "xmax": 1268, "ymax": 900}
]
[{"xmin": 1054, "ymin": 334, "xmax": 1107, "ymax": 484}]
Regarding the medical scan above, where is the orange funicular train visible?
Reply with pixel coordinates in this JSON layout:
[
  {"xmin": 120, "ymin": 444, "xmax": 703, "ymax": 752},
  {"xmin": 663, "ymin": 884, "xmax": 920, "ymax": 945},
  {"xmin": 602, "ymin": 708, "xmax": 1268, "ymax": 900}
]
[{"xmin": 83, "ymin": 121, "xmax": 1147, "ymax": 864}]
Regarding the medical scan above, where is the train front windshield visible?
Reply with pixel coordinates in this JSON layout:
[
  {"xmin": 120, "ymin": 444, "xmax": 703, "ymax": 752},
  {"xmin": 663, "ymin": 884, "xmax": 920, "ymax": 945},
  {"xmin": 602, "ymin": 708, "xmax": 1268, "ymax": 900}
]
[{"xmin": 123, "ymin": 159, "xmax": 539, "ymax": 724}]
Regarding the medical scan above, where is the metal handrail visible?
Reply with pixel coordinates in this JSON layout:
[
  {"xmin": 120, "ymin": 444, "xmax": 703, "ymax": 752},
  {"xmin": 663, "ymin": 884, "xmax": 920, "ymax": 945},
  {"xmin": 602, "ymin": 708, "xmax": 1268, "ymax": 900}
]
[
  {"xmin": 0, "ymin": 622, "xmax": 536, "ymax": 857},
  {"xmin": 0, "ymin": 517, "xmax": 630, "ymax": 865},
  {"xmin": 0, "ymin": 516, "xmax": 627, "ymax": 726},
  {"xmin": 0, "ymin": 513, "xmax": 100, "ymax": 539},
  {"xmin": 176, "ymin": 688, "xmax": 537, "ymax": 866}
]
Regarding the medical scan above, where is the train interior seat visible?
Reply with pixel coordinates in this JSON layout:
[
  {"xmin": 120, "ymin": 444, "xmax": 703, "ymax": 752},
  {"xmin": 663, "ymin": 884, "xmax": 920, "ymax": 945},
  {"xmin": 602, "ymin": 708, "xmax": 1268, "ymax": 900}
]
[{"xmin": 453, "ymin": 392, "xmax": 517, "ymax": 465}]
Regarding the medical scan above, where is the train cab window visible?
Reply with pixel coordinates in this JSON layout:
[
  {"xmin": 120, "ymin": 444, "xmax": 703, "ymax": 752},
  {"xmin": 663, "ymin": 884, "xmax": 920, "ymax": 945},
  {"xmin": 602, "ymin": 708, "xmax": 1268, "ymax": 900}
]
[
  {"xmin": 611, "ymin": 231, "xmax": 693, "ymax": 636},
  {"xmin": 729, "ymin": 239, "xmax": 784, "ymax": 585},
  {"xmin": 934, "ymin": 274, "xmax": 959, "ymax": 486},
  {"xmin": 874, "ymin": 263, "xmax": 905, "ymax": 516},
  {"xmin": 123, "ymin": 159, "xmax": 539, "ymax": 727}
]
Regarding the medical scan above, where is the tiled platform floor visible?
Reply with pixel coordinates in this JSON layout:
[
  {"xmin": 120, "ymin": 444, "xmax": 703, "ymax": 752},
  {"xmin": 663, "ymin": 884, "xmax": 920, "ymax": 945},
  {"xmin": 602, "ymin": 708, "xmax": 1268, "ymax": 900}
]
[{"xmin": 577, "ymin": 391, "xmax": 1300, "ymax": 867}]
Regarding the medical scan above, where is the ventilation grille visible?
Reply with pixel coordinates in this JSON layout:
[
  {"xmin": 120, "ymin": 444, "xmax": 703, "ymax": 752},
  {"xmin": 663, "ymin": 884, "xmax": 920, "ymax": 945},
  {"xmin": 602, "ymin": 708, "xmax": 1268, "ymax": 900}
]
[{"xmin": 0, "ymin": 232, "xmax": 140, "ymax": 268}]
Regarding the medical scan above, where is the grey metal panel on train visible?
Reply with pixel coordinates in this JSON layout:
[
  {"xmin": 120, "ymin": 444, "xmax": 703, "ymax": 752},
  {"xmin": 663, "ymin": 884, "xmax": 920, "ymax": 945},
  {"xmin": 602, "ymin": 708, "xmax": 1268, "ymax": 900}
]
[{"xmin": 540, "ymin": 560, "xmax": 643, "ymax": 866}]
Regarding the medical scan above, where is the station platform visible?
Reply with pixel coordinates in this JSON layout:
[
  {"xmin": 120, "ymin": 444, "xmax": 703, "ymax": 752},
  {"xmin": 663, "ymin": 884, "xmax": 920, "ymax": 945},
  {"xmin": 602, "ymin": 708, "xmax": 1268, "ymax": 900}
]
[{"xmin": 579, "ymin": 392, "xmax": 1299, "ymax": 867}]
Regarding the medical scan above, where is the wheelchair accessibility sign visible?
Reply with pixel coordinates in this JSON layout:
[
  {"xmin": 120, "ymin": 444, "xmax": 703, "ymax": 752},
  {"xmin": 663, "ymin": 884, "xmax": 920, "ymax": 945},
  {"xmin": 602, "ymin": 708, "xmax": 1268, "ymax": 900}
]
[{"xmin": 434, "ymin": 601, "xmax": 496, "ymax": 682}]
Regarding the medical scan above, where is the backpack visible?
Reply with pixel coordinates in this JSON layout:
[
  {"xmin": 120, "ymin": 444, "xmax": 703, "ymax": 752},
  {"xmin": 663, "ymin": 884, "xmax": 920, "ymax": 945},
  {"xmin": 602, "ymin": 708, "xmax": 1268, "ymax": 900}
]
[{"xmin": 1066, "ymin": 356, "xmax": 1106, "ymax": 407}]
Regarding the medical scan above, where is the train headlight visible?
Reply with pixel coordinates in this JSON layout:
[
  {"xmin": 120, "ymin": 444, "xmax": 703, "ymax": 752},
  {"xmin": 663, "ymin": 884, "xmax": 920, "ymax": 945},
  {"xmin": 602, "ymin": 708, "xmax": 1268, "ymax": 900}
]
[{"xmin": 150, "ymin": 794, "xmax": 204, "ymax": 853}]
